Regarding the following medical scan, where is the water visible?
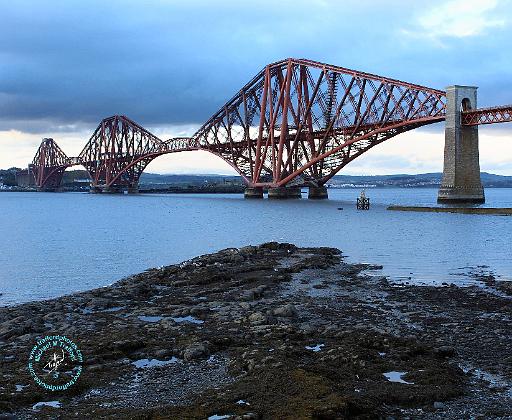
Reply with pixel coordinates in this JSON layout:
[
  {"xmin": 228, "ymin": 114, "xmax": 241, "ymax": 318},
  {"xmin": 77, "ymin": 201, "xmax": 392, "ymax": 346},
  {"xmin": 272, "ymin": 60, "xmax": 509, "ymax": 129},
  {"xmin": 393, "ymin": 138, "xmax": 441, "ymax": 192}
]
[
  {"xmin": 32, "ymin": 401, "xmax": 61, "ymax": 410},
  {"xmin": 171, "ymin": 316, "xmax": 204, "ymax": 324},
  {"xmin": 383, "ymin": 371, "xmax": 413, "ymax": 385},
  {"xmin": 131, "ymin": 358, "xmax": 178, "ymax": 369},
  {"xmin": 0, "ymin": 188, "xmax": 511, "ymax": 306},
  {"xmin": 138, "ymin": 316, "xmax": 164, "ymax": 323},
  {"xmin": 305, "ymin": 344, "xmax": 325, "ymax": 352}
]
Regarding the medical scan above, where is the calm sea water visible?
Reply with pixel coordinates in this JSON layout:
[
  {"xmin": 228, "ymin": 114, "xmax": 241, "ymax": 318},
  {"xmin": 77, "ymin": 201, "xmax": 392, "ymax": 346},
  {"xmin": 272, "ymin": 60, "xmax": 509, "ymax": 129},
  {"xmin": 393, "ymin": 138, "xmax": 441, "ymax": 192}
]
[{"xmin": 0, "ymin": 188, "xmax": 511, "ymax": 305}]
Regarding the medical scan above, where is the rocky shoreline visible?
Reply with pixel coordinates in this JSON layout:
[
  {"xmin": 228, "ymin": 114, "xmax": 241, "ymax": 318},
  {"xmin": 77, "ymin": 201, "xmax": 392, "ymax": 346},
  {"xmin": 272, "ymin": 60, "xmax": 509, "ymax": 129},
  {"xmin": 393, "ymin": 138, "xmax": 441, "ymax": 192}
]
[{"xmin": 1, "ymin": 243, "xmax": 511, "ymax": 419}]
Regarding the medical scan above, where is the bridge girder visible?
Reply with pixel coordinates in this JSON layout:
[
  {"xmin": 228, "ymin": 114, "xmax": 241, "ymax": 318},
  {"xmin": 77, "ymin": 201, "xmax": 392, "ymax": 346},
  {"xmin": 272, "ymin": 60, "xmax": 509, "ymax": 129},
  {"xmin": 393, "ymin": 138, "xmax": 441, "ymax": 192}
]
[
  {"xmin": 462, "ymin": 105, "xmax": 512, "ymax": 126},
  {"xmin": 77, "ymin": 115, "xmax": 165, "ymax": 190},
  {"xmin": 193, "ymin": 58, "xmax": 447, "ymax": 187},
  {"xmin": 29, "ymin": 58, "xmax": 511, "ymax": 192},
  {"xmin": 31, "ymin": 138, "xmax": 70, "ymax": 190}
]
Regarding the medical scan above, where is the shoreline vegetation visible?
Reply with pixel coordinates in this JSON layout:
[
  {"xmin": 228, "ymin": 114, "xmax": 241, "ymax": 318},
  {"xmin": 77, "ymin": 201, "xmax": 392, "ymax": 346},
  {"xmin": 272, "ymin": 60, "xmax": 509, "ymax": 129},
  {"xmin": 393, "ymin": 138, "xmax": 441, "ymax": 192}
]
[{"xmin": 1, "ymin": 243, "xmax": 511, "ymax": 418}]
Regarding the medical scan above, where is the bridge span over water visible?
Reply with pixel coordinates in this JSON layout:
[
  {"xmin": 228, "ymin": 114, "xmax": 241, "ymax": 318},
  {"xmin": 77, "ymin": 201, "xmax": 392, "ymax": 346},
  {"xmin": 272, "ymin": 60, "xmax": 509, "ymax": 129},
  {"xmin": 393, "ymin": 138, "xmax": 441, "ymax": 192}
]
[{"xmin": 30, "ymin": 58, "xmax": 512, "ymax": 202}]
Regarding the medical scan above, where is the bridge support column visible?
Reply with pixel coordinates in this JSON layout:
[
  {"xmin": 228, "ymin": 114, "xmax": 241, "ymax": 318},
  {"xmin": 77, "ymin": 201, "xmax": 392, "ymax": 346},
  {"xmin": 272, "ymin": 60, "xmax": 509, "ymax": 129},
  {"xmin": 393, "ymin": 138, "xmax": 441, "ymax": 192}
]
[
  {"xmin": 308, "ymin": 186, "xmax": 328, "ymax": 199},
  {"xmin": 102, "ymin": 186, "xmax": 122, "ymax": 194},
  {"xmin": 268, "ymin": 186, "xmax": 302, "ymax": 199},
  {"xmin": 37, "ymin": 187, "xmax": 62, "ymax": 192},
  {"xmin": 244, "ymin": 187, "xmax": 263, "ymax": 199},
  {"xmin": 90, "ymin": 185, "xmax": 124, "ymax": 194},
  {"xmin": 438, "ymin": 86, "xmax": 484, "ymax": 204},
  {"xmin": 127, "ymin": 186, "xmax": 139, "ymax": 194}
]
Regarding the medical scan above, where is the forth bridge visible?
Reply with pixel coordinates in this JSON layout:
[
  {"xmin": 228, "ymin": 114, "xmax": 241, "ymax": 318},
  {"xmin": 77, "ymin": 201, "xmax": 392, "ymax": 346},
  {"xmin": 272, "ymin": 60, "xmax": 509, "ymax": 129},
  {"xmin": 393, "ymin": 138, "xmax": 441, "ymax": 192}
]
[{"xmin": 29, "ymin": 58, "xmax": 512, "ymax": 202}]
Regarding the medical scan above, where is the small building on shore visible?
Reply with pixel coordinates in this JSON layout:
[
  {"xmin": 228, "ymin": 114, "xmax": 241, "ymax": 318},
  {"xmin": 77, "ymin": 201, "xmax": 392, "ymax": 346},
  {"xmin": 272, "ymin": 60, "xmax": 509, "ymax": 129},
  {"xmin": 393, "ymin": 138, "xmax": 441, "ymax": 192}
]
[{"xmin": 15, "ymin": 168, "xmax": 36, "ymax": 187}]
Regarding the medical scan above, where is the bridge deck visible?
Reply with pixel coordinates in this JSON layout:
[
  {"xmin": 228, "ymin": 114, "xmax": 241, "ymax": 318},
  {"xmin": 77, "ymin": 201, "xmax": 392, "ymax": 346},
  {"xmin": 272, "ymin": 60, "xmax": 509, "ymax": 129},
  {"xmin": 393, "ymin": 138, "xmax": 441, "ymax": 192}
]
[{"xmin": 462, "ymin": 105, "xmax": 512, "ymax": 126}]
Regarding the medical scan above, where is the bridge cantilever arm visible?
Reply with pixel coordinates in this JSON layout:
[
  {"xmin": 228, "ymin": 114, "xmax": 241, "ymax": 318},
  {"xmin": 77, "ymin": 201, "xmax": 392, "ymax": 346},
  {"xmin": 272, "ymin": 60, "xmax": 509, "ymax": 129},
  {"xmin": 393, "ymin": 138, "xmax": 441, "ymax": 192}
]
[{"xmin": 462, "ymin": 105, "xmax": 512, "ymax": 126}]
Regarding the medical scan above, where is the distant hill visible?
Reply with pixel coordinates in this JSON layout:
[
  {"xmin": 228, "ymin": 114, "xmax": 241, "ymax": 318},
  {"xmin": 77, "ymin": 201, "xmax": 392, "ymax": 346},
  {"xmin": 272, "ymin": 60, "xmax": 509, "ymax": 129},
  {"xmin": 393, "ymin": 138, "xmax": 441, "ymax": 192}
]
[
  {"xmin": 328, "ymin": 172, "xmax": 512, "ymax": 188},
  {"xmin": 5, "ymin": 168, "xmax": 512, "ymax": 188},
  {"xmin": 141, "ymin": 172, "xmax": 512, "ymax": 188},
  {"xmin": 139, "ymin": 173, "xmax": 242, "ymax": 186},
  {"xmin": 140, "ymin": 172, "xmax": 512, "ymax": 188},
  {"xmin": 0, "ymin": 168, "xmax": 21, "ymax": 186}
]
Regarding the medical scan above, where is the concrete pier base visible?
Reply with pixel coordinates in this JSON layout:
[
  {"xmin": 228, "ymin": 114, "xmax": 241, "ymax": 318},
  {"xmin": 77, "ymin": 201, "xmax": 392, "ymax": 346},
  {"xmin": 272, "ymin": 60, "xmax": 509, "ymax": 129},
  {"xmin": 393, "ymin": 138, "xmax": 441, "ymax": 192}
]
[
  {"xmin": 308, "ymin": 186, "xmax": 328, "ymax": 199},
  {"xmin": 127, "ymin": 186, "xmax": 139, "ymax": 194},
  {"xmin": 438, "ymin": 86, "xmax": 485, "ymax": 204},
  {"xmin": 268, "ymin": 186, "xmax": 302, "ymax": 199},
  {"xmin": 37, "ymin": 187, "xmax": 62, "ymax": 192},
  {"xmin": 90, "ymin": 185, "xmax": 127, "ymax": 194},
  {"xmin": 244, "ymin": 187, "xmax": 263, "ymax": 199},
  {"xmin": 102, "ymin": 186, "xmax": 124, "ymax": 194},
  {"xmin": 437, "ymin": 186, "xmax": 485, "ymax": 204},
  {"xmin": 89, "ymin": 186, "xmax": 102, "ymax": 194}
]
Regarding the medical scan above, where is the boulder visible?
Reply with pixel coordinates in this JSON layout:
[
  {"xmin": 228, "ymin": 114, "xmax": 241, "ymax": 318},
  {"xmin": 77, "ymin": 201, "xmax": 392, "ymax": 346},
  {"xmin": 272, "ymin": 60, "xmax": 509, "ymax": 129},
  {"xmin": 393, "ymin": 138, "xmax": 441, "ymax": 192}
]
[
  {"xmin": 273, "ymin": 304, "xmax": 297, "ymax": 318},
  {"xmin": 183, "ymin": 343, "xmax": 209, "ymax": 361}
]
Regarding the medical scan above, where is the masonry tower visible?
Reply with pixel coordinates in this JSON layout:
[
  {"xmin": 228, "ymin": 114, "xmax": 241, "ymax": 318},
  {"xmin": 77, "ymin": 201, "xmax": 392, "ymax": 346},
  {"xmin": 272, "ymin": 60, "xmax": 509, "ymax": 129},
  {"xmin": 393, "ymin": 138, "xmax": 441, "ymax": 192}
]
[{"xmin": 438, "ymin": 86, "xmax": 485, "ymax": 203}]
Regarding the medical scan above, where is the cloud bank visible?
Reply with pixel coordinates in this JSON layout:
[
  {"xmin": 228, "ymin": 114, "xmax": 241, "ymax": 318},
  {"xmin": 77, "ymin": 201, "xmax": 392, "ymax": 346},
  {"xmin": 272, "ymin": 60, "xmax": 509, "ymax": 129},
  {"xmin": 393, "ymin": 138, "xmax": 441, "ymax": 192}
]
[{"xmin": 0, "ymin": 0, "xmax": 511, "ymax": 174}]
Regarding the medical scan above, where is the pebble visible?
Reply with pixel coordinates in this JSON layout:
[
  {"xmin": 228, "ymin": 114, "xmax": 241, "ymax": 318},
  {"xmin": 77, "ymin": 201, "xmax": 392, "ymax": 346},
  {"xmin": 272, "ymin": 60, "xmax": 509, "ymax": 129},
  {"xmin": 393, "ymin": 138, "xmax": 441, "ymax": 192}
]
[
  {"xmin": 248, "ymin": 312, "xmax": 268, "ymax": 325},
  {"xmin": 183, "ymin": 343, "xmax": 209, "ymax": 361},
  {"xmin": 273, "ymin": 304, "xmax": 297, "ymax": 318}
]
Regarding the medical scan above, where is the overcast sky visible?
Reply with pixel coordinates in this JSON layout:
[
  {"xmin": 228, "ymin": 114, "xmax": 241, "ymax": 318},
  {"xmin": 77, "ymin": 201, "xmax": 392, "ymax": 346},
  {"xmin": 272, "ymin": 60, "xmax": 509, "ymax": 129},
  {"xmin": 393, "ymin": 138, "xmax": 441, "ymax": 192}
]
[{"xmin": 1, "ymin": 0, "xmax": 511, "ymax": 175}]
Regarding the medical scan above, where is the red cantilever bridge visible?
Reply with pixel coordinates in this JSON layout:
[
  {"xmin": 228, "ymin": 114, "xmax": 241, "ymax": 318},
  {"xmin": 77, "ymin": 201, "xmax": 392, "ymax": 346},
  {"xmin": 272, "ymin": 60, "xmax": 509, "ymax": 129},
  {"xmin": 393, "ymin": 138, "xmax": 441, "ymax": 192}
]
[{"xmin": 30, "ymin": 58, "xmax": 512, "ymax": 201}]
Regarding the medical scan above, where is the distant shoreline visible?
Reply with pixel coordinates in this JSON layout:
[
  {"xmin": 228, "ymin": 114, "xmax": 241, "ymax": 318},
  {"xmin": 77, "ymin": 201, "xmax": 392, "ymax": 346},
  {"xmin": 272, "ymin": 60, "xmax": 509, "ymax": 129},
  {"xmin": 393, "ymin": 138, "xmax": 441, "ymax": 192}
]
[
  {"xmin": 3, "ymin": 170, "xmax": 512, "ymax": 192},
  {"xmin": 2, "ymin": 185, "xmax": 512, "ymax": 194},
  {"xmin": 388, "ymin": 205, "xmax": 512, "ymax": 215}
]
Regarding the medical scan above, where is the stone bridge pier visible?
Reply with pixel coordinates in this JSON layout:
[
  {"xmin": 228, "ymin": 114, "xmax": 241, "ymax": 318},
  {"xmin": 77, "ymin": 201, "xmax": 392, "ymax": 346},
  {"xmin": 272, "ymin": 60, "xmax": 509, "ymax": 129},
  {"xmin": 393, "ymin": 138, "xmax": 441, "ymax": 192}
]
[{"xmin": 438, "ymin": 85, "xmax": 485, "ymax": 203}]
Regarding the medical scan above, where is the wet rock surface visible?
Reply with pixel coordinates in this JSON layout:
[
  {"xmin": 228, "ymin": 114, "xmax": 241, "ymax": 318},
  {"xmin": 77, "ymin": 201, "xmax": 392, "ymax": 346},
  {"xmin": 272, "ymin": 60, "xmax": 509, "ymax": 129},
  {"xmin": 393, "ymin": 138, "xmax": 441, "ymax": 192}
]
[{"xmin": 0, "ymin": 242, "xmax": 511, "ymax": 419}]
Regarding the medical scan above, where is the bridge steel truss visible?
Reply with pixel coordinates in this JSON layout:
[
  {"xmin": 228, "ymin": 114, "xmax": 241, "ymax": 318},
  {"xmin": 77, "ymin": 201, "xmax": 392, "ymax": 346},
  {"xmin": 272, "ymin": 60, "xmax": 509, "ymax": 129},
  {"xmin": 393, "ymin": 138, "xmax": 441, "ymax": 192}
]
[
  {"xmin": 462, "ymin": 105, "xmax": 512, "ymax": 126},
  {"xmin": 29, "ymin": 58, "xmax": 511, "ymax": 192},
  {"xmin": 78, "ymin": 115, "xmax": 187, "ymax": 192},
  {"xmin": 31, "ymin": 138, "xmax": 71, "ymax": 191},
  {"xmin": 194, "ymin": 58, "xmax": 447, "ymax": 187}
]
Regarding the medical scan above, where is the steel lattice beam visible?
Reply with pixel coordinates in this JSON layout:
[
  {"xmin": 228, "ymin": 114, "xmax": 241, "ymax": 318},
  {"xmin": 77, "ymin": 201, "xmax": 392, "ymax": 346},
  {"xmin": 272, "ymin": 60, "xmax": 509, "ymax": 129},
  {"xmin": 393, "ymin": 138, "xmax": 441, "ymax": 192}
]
[
  {"xmin": 28, "ymin": 58, "xmax": 512, "ymax": 192},
  {"xmin": 31, "ymin": 138, "xmax": 71, "ymax": 190},
  {"xmin": 193, "ymin": 58, "xmax": 447, "ymax": 187},
  {"xmin": 78, "ymin": 115, "xmax": 165, "ymax": 190},
  {"xmin": 462, "ymin": 105, "xmax": 512, "ymax": 126}
]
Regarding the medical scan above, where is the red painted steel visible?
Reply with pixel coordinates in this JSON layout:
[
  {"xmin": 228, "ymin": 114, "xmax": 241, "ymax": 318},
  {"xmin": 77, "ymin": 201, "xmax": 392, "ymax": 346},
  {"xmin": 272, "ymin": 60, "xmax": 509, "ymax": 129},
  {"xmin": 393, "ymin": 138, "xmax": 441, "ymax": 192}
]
[
  {"xmin": 462, "ymin": 105, "xmax": 512, "ymax": 126},
  {"xmin": 31, "ymin": 138, "xmax": 71, "ymax": 190},
  {"xmin": 77, "ymin": 115, "xmax": 165, "ymax": 191},
  {"xmin": 190, "ymin": 58, "xmax": 447, "ymax": 187},
  {"xmin": 28, "ymin": 58, "xmax": 511, "ymax": 192}
]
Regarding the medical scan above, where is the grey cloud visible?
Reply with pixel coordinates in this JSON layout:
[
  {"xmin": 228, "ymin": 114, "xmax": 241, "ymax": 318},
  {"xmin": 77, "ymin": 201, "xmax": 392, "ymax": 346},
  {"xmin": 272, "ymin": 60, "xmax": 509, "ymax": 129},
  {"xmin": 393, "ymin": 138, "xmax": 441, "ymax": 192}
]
[{"xmin": 0, "ymin": 0, "xmax": 511, "ymax": 133}]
